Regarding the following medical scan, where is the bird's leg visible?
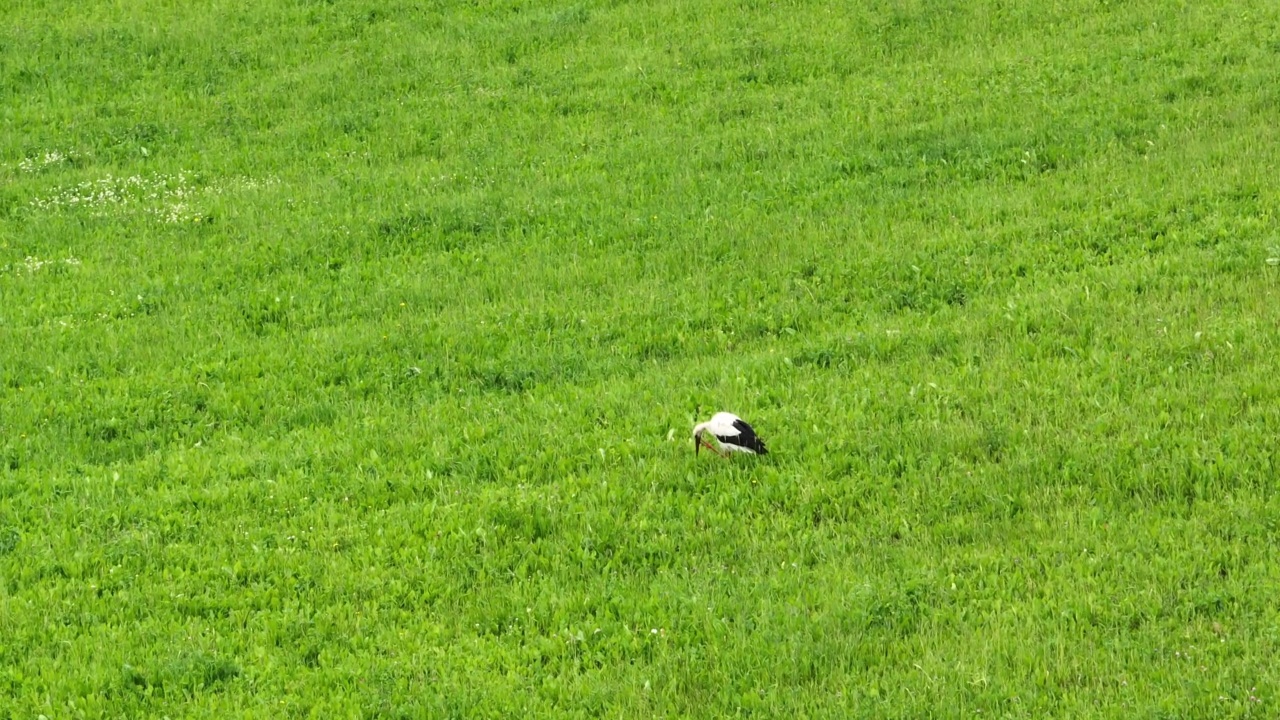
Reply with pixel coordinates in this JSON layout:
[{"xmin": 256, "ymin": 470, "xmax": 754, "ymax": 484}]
[
  {"xmin": 699, "ymin": 437, "xmax": 729, "ymax": 458},
  {"xmin": 695, "ymin": 430, "xmax": 730, "ymax": 458}
]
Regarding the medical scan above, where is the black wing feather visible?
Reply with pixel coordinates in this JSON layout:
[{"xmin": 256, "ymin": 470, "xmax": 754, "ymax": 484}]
[{"xmin": 717, "ymin": 418, "xmax": 768, "ymax": 454}]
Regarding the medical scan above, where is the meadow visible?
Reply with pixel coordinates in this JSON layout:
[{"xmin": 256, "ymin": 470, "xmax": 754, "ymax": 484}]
[{"xmin": 2, "ymin": 0, "xmax": 1279, "ymax": 716}]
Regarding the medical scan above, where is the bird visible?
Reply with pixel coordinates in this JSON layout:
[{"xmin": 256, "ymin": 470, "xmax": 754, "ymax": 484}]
[{"xmin": 693, "ymin": 411, "xmax": 768, "ymax": 457}]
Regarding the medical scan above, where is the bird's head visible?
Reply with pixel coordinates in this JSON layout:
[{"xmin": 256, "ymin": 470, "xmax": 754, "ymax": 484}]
[{"xmin": 692, "ymin": 421, "xmax": 708, "ymax": 455}]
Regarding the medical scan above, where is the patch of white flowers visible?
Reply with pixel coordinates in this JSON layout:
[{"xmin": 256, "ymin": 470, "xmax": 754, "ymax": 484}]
[
  {"xmin": 213, "ymin": 176, "xmax": 278, "ymax": 193},
  {"xmin": 17, "ymin": 150, "xmax": 75, "ymax": 173},
  {"xmin": 29, "ymin": 171, "xmax": 194, "ymax": 215},
  {"xmin": 5, "ymin": 256, "xmax": 82, "ymax": 275},
  {"xmin": 26, "ymin": 169, "xmax": 279, "ymax": 224}
]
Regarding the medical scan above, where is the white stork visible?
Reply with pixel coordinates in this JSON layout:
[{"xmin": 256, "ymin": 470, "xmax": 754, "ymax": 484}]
[{"xmin": 693, "ymin": 411, "xmax": 768, "ymax": 457}]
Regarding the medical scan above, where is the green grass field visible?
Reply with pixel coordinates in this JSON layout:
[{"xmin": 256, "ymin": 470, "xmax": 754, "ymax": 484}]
[{"xmin": 3, "ymin": 0, "xmax": 1280, "ymax": 716}]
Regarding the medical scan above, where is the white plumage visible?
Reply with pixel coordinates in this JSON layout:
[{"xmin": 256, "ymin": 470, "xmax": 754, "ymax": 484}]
[{"xmin": 693, "ymin": 411, "xmax": 768, "ymax": 457}]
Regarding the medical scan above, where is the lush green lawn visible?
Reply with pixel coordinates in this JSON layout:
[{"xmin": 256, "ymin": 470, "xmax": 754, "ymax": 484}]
[{"xmin": 3, "ymin": 0, "xmax": 1279, "ymax": 716}]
